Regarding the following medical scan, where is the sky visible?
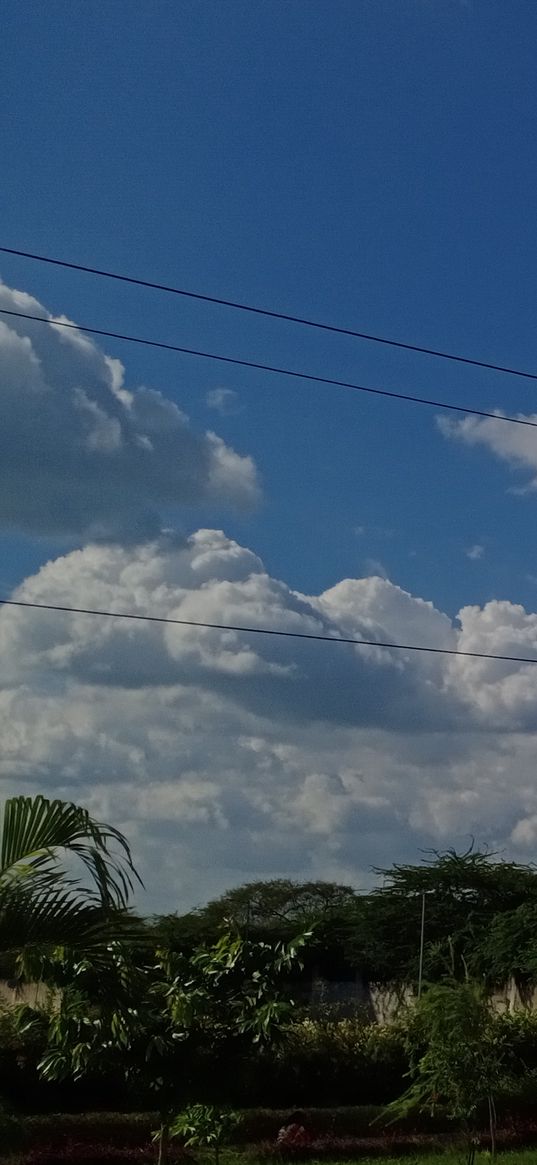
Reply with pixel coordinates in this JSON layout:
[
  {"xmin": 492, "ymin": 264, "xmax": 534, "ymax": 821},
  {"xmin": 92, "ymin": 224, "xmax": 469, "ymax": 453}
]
[{"xmin": 2, "ymin": 0, "xmax": 537, "ymax": 911}]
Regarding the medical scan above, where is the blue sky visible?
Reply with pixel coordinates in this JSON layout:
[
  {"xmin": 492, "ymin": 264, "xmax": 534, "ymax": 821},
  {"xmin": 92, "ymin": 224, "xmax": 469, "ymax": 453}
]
[
  {"xmin": 2, "ymin": 0, "xmax": 537, "ymax": 613},
  {"xmin": 2, "ymin": 0, "xmax": 537, "ymax": 906}
]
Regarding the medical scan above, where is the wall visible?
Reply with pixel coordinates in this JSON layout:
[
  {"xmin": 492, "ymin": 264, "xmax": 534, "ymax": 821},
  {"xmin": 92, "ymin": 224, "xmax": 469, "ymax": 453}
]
[{"xmin": 305, "ymin": 975, "xmax": 537, "ymax": 1021}]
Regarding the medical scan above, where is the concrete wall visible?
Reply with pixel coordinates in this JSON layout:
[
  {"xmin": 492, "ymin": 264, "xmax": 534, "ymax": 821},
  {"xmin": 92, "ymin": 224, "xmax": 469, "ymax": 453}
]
[
  {"xmin": 304, "ymin": 975, "xmax": 537, "ymax": 1022},
  {"xmin": 3, "ymin": 975, "xmax": 537, "ymax": 1022},
  {"xmin": 0, "ymin": 979, "xmax": 54, "ymax": 1008}
]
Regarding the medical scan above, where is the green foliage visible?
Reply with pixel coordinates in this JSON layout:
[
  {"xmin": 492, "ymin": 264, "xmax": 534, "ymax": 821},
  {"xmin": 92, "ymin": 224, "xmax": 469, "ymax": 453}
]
[
  {"xmin": 21, "ymin": 1102, "xmax": 537, "ymax": 1159},
  {"xmin": 376, "ymin": 846, "xmax": 537, "ymax": 906},
  {"xmin": 271, "ymin": 1014, "xmax": 408, "ymax": 1105},
  {"xmin": 156, "ymin": 850, "xmax": 537, "ymax": 989},
  {"xmin": 323, "ymin": 847, "xmax": 537, "ymax": 987},
  {"xmin": 167, "ymin": 1104, "xmax": 241, "ymax": 1165},
  {"xmin": 28, "ymin": 930, "xmax": 309, "ymax": 1160},
  {"xmin": 383, "ymin": 980, "xmax": 513, "ymax": 1157},
  {"xmin": 154, "ymin": 880, "xmax": 357, "ymax": 983},
  {"xmin": 470, "ymin": 904, "xmax": 537, "ymax": 984},
  {"xmin": 12, "ymin": 994, "xmax": 537, "ymax": 1114},
  {"xmin": 195, "ymin": 879, "xmax": 356, "ymax": 929},
  {"xmin": 0, "ymin": 795, "xmax": 141, "ymax": 976},
  {"xmin": 2, "ymin": 1008, "xmax": 409, "ymax": 1110},
  {"xmin": 0, "ymin": 795, "xmax": 139, "ymax": 909},
  {"xmin": 3, "ymin": 998, "xmax": 52, "ymax": 1058}
]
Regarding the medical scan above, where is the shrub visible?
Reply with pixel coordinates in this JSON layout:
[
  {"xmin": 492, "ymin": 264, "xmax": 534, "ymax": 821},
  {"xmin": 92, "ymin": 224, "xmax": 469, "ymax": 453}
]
[
  {"xmin": 23, "ymin": 1106, "xmax": 453, "ymax": 1151},
  {"xmin": 169, "ymin": 1106, "xmax": 241, "ymax": 1165},
  {"xmin": 498, "ymin": 1009, "xmax": 537, "ymax": 1076},
  {"xmin": 265, "ymin": 1017, "xmax": 408, "ymax": 1106},
  {"xmin": 226, "ymin": 1105, "xmax": 453, "ymax": 1142},
  {"xmin": 255, "ymin": 1133, "xmax": 453, "ymax": 1159},
  {"xmin": 16, "ymin": 1104, "xmax": 537, "ymax": 1159},
  {"xmin": 6, "ymin": 1007, "xmax": 537, "ymax": 1114},
  {"xmin": 25, "ymin": 1112, "xmax": 157, "ymax": 1147},
  {"xmin": 24, "ymin": 1143, "xmax": 191, "ymax": 1165},
  {"xmin": 25, "ymin": 1146, "xmax": 150, "ymax": 1165},
  {"xmin": 0, "ymin": 1101, "xmax": 25, "ymax": 1153}
]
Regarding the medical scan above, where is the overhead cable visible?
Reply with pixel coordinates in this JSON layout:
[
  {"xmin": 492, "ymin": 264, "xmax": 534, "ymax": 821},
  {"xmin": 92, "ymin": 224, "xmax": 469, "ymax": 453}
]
[
  {"xmin": 2, "ymin": 244, "xmax": 537, "ymax": 383},
  {"xmin": 1, "ymin": 307, "xmax": 535, "ymax": 430},
  {"xmin": 1, "ymin": 597, "xmax": 536, "ymax": 667}
]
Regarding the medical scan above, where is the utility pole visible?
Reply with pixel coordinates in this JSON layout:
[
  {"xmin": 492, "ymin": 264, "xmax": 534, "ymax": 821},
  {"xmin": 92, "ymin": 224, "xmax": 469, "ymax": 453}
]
[{"xmin": 417, "ymin": 889, "xmax": 426, "ymax": 1000}]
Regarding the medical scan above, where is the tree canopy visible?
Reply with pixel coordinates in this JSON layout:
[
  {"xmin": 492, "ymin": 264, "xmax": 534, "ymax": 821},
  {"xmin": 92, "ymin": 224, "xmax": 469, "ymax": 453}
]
[{"xmin": 155, "ymin": 848, "xmax": 537, "ymax": 988}]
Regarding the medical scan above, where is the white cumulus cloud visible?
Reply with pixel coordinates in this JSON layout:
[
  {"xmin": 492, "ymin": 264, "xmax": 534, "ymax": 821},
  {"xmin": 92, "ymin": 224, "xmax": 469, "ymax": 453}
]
[
  {"xmin": 0, "ymin": 281, "xmax": 259, "ymax": 541},
  {"xmin": 439, "ymin": 412, "xmax": 537, "ymax": 492},
  {"xmin": 206, "ymin": 387, "xmax": 240, "ymax": 415},
  {"xmin": 3, "ymin": 531, "xmax": 537, "ymax": 910}
]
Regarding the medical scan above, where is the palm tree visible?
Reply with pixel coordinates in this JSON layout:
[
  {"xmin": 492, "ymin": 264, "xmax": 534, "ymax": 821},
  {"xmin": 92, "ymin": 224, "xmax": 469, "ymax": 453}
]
[{"xmin": 0, "ymin": 794, "xmax": 142, "ymax": 977}]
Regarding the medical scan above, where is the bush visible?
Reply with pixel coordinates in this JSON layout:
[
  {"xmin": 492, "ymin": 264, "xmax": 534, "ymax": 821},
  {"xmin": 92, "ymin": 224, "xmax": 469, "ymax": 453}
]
[
  {"xmin": 6, "ymin": 1007, "xmax": 537, "ymax": 1113},
  {"xmin": 0, "ymin": 1003, "xmax": 134, "ymax": 1114},
  {"xmin": 25, "ymin": 1146, "xmax": 151, "ymax": 1165},
  {"xmin": 26, "ymin": 1112, "xmax": 157, "ymax": 1147},
  {"xmin": 256, "ymin": 1134, "xmax": 455, "ymax": 1160},
  {"xmin": 235, "ymin": 1105, "xmax": 463, "ymax": 1141},
  {"xmin": 236, "ymin": 1107, "xmax": 387, "ymax": 1141},
  {"xmin": 16, "ymin": 1104, "xmax": 537, "ymax": 1159},
  {"xmin": 0, "ymin": 1104, "xmax": 25, "ymax": 1154},
  {"xmin": 499, "ymin": 1009, "xmax": 537, "ymax": 1075},
  {"xmin": 0, "ymin": 1003, "xmax": 410, "ymax": 1110},
  {"xmin": 24, "ymin": 1143, "xmax": 191, "ymax": 1165},
  {"xmin": 23, "ymin": 1106, "xmax": 455, "ymax": 1149},
  {"xmin": 255, "ymin": 1124, "xmax": 537, "ymax": 1159},
  {"xmin": 260, "ymin": 1017, "xmax": 408, "ymax": 1106}
]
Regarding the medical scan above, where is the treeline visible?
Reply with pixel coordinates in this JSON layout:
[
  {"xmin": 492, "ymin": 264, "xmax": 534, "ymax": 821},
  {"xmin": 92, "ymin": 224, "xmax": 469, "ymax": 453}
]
[
  {"xmin": 151, "ymin": 848, "xmax": 537, "ymax": 989},
  {"xmin": 7, "ymin": 988, "xmax": 537, "ymax": 1113},
  {"xmin": 5, "ymin": 843, "xmax": 537, "ymax": 1117},
  {"xmin": 11, "ymin": 795, "xmax": 537, "ymax": 1141}
]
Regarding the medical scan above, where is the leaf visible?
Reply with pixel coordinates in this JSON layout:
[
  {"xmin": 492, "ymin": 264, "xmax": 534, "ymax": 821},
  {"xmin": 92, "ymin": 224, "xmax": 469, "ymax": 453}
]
[
  {"xmin": 0, "ymin": 795, "xmax": 144, "ymax": 973},
  {"xmin": 0, "ymin": 795, "xmax": 142, "ymax": 909}
]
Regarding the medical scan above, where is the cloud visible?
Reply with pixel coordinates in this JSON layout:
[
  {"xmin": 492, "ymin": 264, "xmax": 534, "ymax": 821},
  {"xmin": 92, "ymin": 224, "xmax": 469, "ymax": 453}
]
[
  {"xmin": 466, "ymin": 544, "xmax": 484, "ymax": 561},
  {"xmin": 206, "ymin": 387, "xmax": 241, "ymax": 416},
  {"xmin": 510, "ymin": 814, "xmax": 537, "ymax": 847},
  {"xmin": 353, "ymin": 525, "xmax": 395, "ymax": 540},
  {"xmin": 439, "ymin": 413, "xmax": 537, "ymax": 491},
  {"xmin": 0, "ymin": 282, "xmax": 259, "ymax": 541},
  {"xmin": 363, "ymin": 557, "xmax": 389, "ymax": 579},
  {"xmin": 4, "ymin": 530, "xmax": 537, "ymax": 909}
]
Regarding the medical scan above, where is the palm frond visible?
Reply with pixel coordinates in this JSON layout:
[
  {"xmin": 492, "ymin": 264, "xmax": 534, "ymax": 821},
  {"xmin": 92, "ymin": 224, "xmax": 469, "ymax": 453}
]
[
  {"xmin": 0, "ymin": 881, "xmax": 145, "ymax": 983},
  {"xmin": 0, "ymin": 795, "xmax": 141, "ymax": 909}
]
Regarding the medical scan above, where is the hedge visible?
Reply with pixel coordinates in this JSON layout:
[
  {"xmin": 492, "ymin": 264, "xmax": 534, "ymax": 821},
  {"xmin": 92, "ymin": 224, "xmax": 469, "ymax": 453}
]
[
  {"xmin": 4, "ymin": 1009, "xmax": 537, "ymax": 1113},
  {"xmin": 15, "ymin": 1106, "xmax": 502, "ymax": 1146},
  {"xmin": 11, "ymin": 1110, "xmax": 537, "ymax": 1164}
]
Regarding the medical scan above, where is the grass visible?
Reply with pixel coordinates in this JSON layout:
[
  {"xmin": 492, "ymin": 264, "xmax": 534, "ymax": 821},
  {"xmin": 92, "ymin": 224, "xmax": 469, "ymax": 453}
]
[
  {"xmin": 175, "ymin": 1155, "xmax": 537, "ymax": 1165},
  {"xmin": 6, "ymin": 1151, "xmax": 537, "ymax": 1165},
  {"xmin": 229, "ymin": 1154, "xmax": 537, "ymax": 1165}
]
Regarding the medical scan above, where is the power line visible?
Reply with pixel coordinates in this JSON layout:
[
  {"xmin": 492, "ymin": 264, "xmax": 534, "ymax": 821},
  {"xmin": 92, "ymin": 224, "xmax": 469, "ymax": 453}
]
[
  {"xmin": 2, "ymin": 244, "xmax": 537, "ymax": 384},
  {"xmin": 1, "ymin": 307, "xmax": 536, "ymax": 431},
  {"xmin": 1, "ymin": 596, "xmax": 536, "ymax": 667}
]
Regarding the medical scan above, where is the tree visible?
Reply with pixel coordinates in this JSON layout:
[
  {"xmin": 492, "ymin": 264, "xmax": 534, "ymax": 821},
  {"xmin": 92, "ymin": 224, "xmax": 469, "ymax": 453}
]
[
  {"xmin": 360, "ymin": 846, "xmax": 537, "ymax": 986},
  {"xmin": 384, "ymin": 980, "xmax": 512, "ymax": 1162},
  {"xmin": 175, "ymin": 878, "xmax": 356, "ymax": 934},
  {"xmin": 0, "ymin": 794, "xmax": 140, "ymax": 975},
  {"xmin": 470, "ymin": 902, "xmax": 537, "ymax": 986},
  {"xmin": 29, "ymin": 929, "xmax": 309, "ymax": 1164},
  {"xmin": 375, "ymin": 846, "xmax": 537, "ymax": 912},
  {"xmin": 156, "ymin": 856, "xmax": 537, "ymax": 991},
  {"xmin": 155, "ymin": 879, "xmax": 357, "ymax": 990}
]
